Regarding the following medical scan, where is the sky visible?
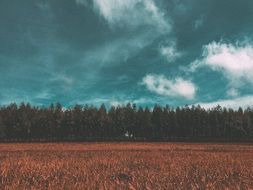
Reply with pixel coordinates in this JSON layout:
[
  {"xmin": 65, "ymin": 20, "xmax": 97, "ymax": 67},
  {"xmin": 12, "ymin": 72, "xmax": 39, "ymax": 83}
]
[{"xmin": 1, "ymin": 0, "xmax": 253, "ymax": 109}]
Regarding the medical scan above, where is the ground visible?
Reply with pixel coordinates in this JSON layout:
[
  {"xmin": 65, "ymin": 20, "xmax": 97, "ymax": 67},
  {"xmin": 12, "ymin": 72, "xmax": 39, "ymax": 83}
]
[{"xmin": 0, "ymin": 143, "xmax": 252, "ymax": 189}]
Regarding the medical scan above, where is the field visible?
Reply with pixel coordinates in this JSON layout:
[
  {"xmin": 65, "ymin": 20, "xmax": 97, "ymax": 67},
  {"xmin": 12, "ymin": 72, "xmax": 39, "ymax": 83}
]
[{"xmin": 0, "ymin": 143, "xmax": 253, "ymax": 190}]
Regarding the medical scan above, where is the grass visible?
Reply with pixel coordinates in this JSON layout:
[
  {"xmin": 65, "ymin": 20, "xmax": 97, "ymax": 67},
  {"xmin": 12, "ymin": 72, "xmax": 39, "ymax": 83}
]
[{"xmin": 0, "ymin": 143, "xmax": 252, "ymax": 189}]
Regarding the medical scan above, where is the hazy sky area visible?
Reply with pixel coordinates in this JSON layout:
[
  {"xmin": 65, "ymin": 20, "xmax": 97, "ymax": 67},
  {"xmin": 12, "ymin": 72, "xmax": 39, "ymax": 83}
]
[{"xmin": 1, "ymin": 0, "xmax": 253, "ymax": 108}]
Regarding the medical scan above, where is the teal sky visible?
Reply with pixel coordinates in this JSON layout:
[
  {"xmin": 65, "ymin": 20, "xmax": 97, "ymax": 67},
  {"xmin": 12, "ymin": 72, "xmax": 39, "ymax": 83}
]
[{"xmin": 1, "ymin": 0, "xmax": 253, "ymax": 108}]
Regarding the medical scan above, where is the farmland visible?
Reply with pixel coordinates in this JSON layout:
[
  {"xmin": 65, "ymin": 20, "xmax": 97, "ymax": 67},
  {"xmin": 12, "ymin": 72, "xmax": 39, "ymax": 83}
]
[{"xmin": 0, "ymin": 143, "xmax": 253, "ymax": 189}]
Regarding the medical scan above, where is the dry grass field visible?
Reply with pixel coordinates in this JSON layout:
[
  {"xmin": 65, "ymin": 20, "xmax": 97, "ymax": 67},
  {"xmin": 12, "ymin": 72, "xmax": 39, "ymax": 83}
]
[{"xmin": 0, "ymin": 143, "xmax": 252, "ymax": 190}]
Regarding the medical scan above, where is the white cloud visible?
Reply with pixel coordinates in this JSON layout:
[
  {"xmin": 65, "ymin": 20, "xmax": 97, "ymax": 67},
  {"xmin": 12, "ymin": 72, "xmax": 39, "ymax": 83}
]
[
  {"xmin": 35, "ymin": 90, "xmax": 52, "ymax": 100},
  {"xmin": 189, "ymin": 41, "xmax": 253, "ymax": 96},
  {"xmin": 109, "ymin": 98, "xmax": 149, "ymax": 107},
  {"xmin": 51, "ymin": 73, "xmax": 74, "ymax": 86},
  {"xmin": 76, "ymin": 0, "xmax": 173, "ymax": 68},
  {"xmin": 142, "ymin": 74, "xmax": 197, "ymax": 100},
  {"xmin": 0, "ymin": 89, "xmax": 48, "ymax": 106},
  {"xmin": 82, "ymin": 34, "xmax": 152, "ymax": 67},
  {"xmin": 196, "ymin": 95, "xmax": 253, "ymax": 109},
  {"xmin": 226, "ymin": 88, "xmax": 240, "ymax": 98},
  {"xmin": 192, "ymin": 42, "xmax": 253, "ymax": 83},
  {"xmin": 204, "ymin": 42, "xmax": 253, "ymax": 79},
  {"xmin": 85, "ymin": 0, "xmax": 170, "ymax": 31},
  {"xmin": 71, "ymin": 97, "xmax": 151, "ymax": 107},
  {"xmin": 160, "ymin": 45, "xmax": 181, "ymax": 62}
]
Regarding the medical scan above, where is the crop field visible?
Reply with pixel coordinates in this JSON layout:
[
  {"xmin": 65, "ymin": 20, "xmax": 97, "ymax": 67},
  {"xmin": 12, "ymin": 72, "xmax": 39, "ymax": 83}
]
[{"xmin": 0, "ymin": 143, "xmax": 252, "ymax": 190}]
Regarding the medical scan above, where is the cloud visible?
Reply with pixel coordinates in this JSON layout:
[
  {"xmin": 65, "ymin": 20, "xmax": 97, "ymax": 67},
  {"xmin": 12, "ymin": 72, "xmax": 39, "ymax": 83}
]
[
  {"xmin": 75, "ymin": 0, "xmax": 90, "ymax": 7},
  {"xmin": 196, "ymin": 95, "xmax": 253, "ymax": 109},
  {"xmin": 192, "ymin": 41, "xmax": 253, "ymax": 83},
  {"xmin": 75, "ymin": 0, "xmax": 173, "ymax": 68},
  {"xmin": 70, "ymin": 97, "xmax": 151, "ymax": 107},
  {"xmin": 77, "ymin": 0, "xmax": 170, "ymax": 32},
  {"xmin": 35, "ymin": 1, "xmax": 50, "ymax": 11},
  {"xmin": 50, "ymin": 73, "xmax": 74, "ymax": 87},
  {"xmin": 109, "ymin": 98, "xmax": 149, "ymax": 107},
  {"xmin": 193, "ymin": 16, "xmax": 204, "ymax": 30},
  {"xmin": 189, "ymin": 41, "xmax": 253, "ymax": 97},
  {"xmin": 142, "ymin": 74, "xmax": 197, "ymax": 100},
  {"xmin": 0, "ymin": 88, "xmax": 51, "ymax": 106},
  {"xmin": 160, "ymin": 45, "xmax": 181, "ymax": 62},
  {"xmin": 226, "ymin": 88, "xmax": 240, "ymax": 98},
  {"xmin": 204, "ymin": 42, "xmax": 253, "ymax": 79},
  {"xmin": 35, "ymin": 90, "xmax": 53, "ymax": 100},
  {"xmin": 81, "ymin": 34, "xmax": 152, "ymax": 67}
]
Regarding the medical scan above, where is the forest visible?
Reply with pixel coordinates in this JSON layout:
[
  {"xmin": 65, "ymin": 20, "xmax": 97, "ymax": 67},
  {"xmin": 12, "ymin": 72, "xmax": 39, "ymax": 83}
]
[{"xmin": 0, "ymin": 102, "xmax": 252, "ymax": 141}]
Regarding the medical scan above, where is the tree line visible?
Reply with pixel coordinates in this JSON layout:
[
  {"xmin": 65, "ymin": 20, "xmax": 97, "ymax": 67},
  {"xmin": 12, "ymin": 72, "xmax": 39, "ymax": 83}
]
[{"xmin": 0, "ymin": 102, "xmax": 252, "ymax": 141}]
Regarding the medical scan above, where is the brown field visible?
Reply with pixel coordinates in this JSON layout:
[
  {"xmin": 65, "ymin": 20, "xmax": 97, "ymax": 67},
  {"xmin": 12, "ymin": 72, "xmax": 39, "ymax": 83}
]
[{"xmin": 0, "ymin": 143, "xmax": 252, "ymax": 190}]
